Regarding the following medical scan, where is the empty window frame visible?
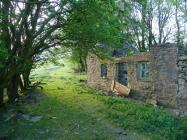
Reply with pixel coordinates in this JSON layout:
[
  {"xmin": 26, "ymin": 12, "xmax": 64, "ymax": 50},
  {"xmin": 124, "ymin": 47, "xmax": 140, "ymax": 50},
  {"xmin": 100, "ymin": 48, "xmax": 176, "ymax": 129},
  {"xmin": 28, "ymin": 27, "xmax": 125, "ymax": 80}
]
[
  {"xmin": 137, "ymin": 62, "xmax": 150, "ymax": 80},
  {"xmin": 101, "ymin": 64, "xmax": 107, "ymax": 78},
  {"xmin": 116, "ymin": 62, "xmax": 128, "ymax": 86}
]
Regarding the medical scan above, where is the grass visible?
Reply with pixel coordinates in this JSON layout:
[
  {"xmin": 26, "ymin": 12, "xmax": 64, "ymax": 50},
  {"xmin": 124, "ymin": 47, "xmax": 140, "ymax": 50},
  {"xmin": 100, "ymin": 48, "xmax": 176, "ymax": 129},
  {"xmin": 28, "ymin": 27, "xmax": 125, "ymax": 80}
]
[{"xmin": 0, "ymin": 59, "xmax": 187, "ymax": 140}]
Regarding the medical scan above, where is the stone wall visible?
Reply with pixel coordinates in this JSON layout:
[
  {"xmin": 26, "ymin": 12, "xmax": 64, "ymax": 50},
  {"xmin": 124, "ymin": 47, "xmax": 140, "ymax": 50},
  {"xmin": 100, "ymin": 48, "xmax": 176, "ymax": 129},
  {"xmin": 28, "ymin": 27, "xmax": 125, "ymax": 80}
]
[
  {"xmin": 87, "ymin": 53, "xmax": 153, "ymax": 99},
  {"xmin": 117, "ymin": 53, "xmax": 153, "ymax": 101},
  {"xmin": 87, "ymin": 44, "xmax": 187, "ymax": 114},
  {"xmin": 151, "ymin": 44, "xmax": 179, "ymax": 108},
  {"xmin": 178, "ymin": 46, "xmax": 187, "ymax": 114},
  {"xmin": 87, "ymin": 54, "xmax": 115, "ymax": 91}
]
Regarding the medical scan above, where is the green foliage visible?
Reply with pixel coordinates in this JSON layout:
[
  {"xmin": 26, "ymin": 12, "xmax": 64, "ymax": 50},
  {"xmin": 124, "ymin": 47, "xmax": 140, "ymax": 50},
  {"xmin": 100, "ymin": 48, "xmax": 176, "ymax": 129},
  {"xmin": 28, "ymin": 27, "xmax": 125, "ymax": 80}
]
[
  {"xmin": 66, "ymin": 0, "xmax": 121, "ymax": 46},
  {"xmin": 60, "ymin": 0, "xmax": 123, "ymax": 71},
  {"xmin": 126, "ymin": 48, "xmax": 134, "ymax": 56},
  {"xmin": 180, "ymin": 117, "xmax": 187, "ymax": 139},
  {"xmin": 1, "ymin": 60, "xmax": 187, "ymax": 139},
  {"xmin": 0, "ymin": 40, "xmax": 8, "ymax": 69},
  {"xmin": 62, "ymin": 0, "xmax": 122, "ymax": 58},
  {"xmin": 102, "ymin": 97, "xmax": 185, "ymax": 140}
]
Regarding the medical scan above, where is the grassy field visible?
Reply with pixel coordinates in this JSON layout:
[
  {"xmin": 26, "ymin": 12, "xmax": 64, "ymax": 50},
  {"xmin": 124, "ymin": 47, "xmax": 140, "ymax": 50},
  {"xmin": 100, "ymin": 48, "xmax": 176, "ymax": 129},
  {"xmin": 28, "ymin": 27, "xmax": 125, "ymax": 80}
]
[{"xmin": 0, "ymin": 60, "xmax": 187, "ymax": 140}]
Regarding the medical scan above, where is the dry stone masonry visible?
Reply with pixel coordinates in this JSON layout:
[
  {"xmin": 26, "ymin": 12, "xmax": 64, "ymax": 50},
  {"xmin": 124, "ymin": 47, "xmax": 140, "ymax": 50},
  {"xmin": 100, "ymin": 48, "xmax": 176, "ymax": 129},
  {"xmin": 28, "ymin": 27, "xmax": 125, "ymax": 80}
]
[
  {"xmin": 151, "ymin": 44, "xmax": 179, "ymax": 108},
  {"xmin": 87, "ymin": 43, "xmax": 187, "ymax": 115},
  {"xmin": 178, "ymin": 46, "xmax": 187, "ymax": 115}
]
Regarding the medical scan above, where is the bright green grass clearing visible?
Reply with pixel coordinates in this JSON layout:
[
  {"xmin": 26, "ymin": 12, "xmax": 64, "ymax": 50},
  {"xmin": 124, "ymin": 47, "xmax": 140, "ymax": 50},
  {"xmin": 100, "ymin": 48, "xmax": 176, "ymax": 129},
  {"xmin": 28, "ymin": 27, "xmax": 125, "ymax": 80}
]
[{"xmin": 0, "ymin": 60, "xmax": 187, "ymax": 140}]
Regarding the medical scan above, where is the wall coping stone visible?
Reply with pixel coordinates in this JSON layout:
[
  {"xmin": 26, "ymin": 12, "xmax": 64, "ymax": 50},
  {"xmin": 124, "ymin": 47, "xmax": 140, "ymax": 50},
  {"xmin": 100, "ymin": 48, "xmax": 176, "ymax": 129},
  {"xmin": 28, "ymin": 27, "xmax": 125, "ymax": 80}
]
[{"xmin": 178, "ymin": 56, "xmax": 187, "ymax": 61}]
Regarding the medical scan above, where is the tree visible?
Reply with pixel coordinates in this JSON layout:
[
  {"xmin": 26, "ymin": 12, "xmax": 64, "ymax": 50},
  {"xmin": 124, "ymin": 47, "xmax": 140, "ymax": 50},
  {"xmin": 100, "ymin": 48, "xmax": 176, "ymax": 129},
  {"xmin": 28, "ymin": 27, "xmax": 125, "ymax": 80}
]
[
  {"xmin": 119, "ymin": 0, "xmax": 153, "ymax": 51},
  {"xmin": 0, "ymin": 0, "xmax": 122, "ymax": 106},
  {"xmin": 173, "ymin": 0, "xmax": 187, "ymax": 44},
  {"xmin": 0, "ymin": 0, "xmax": 70, "ymax": 105},
  {"xmin": 61, "ymin": 0, "xmax": 122, "ymax": 72},
  {"xmin": 120, "ymin": 0, "xmax": 182, "ymax": 51}
]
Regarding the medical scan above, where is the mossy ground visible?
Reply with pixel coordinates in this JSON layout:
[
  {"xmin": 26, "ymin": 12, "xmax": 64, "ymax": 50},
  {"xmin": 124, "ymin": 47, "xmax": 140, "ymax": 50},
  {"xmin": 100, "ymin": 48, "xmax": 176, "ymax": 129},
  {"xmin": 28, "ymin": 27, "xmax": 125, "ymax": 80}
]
[{"xmin": 0, "ymin": 60, "xmax": 186, "ymax": 140}]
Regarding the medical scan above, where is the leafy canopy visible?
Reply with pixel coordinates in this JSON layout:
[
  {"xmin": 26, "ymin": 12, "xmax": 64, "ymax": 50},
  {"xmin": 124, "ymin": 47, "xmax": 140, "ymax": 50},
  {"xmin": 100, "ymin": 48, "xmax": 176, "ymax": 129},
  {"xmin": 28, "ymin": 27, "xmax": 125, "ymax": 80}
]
[
  {"xmin": 62, "ymin": 0, "xmax": 122, "ymax": 56},
  {"xmin": 0, "ymin": 38, "xmax": 8, "ymax": 69}
]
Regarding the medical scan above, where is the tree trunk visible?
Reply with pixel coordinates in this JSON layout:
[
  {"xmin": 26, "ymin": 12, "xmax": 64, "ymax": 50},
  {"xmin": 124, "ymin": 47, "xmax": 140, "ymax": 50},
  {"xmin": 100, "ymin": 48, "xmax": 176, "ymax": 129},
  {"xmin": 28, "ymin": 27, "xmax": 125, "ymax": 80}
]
[
  {"xmin": 175, "ymin": 3, "xmax": 180, "ymax": 44},
  {"xmin": 18, "ymin": 75, "xmax": 24, "ymax": 92},
  {"xmin": 80, "ymin": 57, "xmax": 86, "ymax": 72},
  {"xmin": 7, "ymin": 74, "xmax": 19, "ymax": 103},
  {"xmin": 23, "ymin": 74, "xmax": 30, "ymax": 90},
  {"xmin": 141, "ymin": 2, "xmax": 147, "ymax": 52},
  {"xmin": 148, "ymin": 0, "xmax": 153, "ymax": 48},
  {"xmin": 83, "ymin": 57, "xmax": 87, "ymax": 72},
  {"xmin": 158, "ymin": 0, "xmax": 162, "ymax": 44},
  {"xmin": 22, "ymin": 67, "xmax": 32, "ymax": 90},
  {"xmin": 0, "ymin": 88, "xmax": 4, "ymax": 107}
]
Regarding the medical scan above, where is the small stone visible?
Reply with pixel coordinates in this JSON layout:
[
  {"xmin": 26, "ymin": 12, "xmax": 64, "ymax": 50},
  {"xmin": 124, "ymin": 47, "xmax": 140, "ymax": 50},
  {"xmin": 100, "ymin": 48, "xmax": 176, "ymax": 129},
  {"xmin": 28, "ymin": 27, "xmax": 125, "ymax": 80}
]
[
  {"xmin": 18, "ymin": 113, "xmax": 42, "ymax": 122},
  {"xmin": 4, "ymin": 114, "xmax": 15, "ymax": 122},
  {"xmin": 179, "ymin": 56, "xmax": 187, "ymax": 61},
  {"xmin": 39, "ymin": 131, "xmax": 45, "ymax": 134},
  {"xmin": 29, "ymin": 116, "xmax": 42, "ymax": 122},
  {"xmin": 74, "ymin": 132, "xmax": 80, "ymax": 135},
  {"xmin": 179, "ymin": 79, "xmax": 186, "ymax": 85},
  {"xmin": 180, "ymin": 112, "xmax": 187, "ymax": 117}
]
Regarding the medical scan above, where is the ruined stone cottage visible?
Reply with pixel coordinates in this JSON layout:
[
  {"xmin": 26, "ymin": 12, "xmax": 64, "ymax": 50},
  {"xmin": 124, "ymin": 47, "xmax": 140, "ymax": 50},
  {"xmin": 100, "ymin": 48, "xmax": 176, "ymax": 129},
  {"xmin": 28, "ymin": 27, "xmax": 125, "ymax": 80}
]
[{"xmin": 87, "ymin": 43, "xmax": 187, "ymax": 115}]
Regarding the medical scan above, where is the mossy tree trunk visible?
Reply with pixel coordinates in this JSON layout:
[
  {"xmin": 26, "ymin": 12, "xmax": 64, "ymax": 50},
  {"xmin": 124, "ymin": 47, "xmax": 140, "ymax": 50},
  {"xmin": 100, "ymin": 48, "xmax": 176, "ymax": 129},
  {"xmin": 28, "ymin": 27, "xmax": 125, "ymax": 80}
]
[
  {"xmin": 7, "ymin": 74, "xmax": 19, "ymax": 103},
  {"xmin": 0, "ymin": 88, "xmax": 3, "ymax": 107},
  {"xmin": 23, "ymin": 69, "xmax": 31, "ymax": 90}
]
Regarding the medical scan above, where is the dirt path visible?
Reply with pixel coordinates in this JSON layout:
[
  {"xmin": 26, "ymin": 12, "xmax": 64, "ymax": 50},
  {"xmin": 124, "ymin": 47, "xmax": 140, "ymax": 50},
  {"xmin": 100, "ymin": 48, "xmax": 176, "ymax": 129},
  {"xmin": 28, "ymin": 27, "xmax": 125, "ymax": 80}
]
[{"xmin": 0, "ymin": 64, "xmax": 150, "ymax": 140}]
